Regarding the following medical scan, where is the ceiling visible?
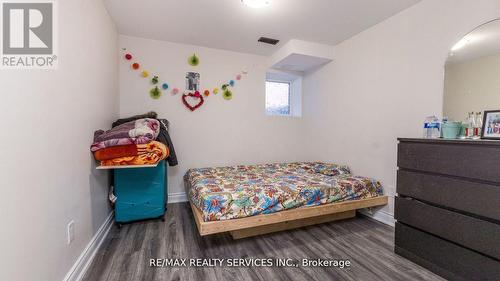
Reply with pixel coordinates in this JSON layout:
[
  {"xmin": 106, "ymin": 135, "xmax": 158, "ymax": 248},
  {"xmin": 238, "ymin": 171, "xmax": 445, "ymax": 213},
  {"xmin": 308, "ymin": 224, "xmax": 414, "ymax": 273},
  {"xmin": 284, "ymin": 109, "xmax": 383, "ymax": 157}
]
[
  {"xmin": 447, "ymin": 19, "xmax": 500, "ymax": 64},
  {"xmin": 104, "ymin": 0, "xmax": 421, "ymax": 56}
]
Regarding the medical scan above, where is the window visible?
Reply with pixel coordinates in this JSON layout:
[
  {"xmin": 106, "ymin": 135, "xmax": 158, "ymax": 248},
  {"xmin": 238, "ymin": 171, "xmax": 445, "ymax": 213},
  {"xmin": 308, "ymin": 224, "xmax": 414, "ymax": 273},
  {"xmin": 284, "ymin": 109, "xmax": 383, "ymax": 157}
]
[{"xmin": 266, "ymin": 80, "xmax": 290, "ymax": 116}]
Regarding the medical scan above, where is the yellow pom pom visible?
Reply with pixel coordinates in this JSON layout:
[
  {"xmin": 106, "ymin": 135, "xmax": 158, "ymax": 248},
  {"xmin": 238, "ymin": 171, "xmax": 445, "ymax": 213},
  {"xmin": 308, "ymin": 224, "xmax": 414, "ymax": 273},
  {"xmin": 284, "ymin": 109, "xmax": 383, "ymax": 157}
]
[
  {"xmin": 141, "ymin": 70, "xmax": 149, "ymax": 77},
  {"xmin": 213, "ymin": 88, "xmax": 219, "ymax": 94}
]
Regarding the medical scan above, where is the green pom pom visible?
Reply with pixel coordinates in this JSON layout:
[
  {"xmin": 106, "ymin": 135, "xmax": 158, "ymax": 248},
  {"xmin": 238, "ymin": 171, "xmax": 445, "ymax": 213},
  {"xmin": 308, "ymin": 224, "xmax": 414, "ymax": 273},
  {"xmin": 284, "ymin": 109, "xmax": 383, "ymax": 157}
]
[
  {"xmin": 151, "ymin": 76, "xmax": 159, "ymax": 84},
  {"xmin": 188, "ymin": 54, "xmax": 199, "ymax": 66},
  {"xmin": 223, "ymin": 89, "xmax": 233, "ymax": 100},
  {"xmin": 150, "ymin": 86, "xmax": 161, "ymax": 99}
]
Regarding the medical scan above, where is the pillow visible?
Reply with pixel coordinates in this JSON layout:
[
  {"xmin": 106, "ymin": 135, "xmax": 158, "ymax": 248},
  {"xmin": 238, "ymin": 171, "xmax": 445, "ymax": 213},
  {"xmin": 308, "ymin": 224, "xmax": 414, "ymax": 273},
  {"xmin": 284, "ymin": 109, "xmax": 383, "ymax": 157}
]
[{"xmin": 313, "ymin": 163, "xmax": 351, "ymax": 177}]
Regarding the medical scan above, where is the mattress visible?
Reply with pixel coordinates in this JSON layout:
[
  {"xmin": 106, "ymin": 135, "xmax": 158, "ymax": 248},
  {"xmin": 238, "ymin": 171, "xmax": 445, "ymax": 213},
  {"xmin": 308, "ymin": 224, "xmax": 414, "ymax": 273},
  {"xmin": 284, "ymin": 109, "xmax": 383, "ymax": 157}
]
[{"xmin": 185, "ymin": 162, "xmax": 383, "ymax": 222}]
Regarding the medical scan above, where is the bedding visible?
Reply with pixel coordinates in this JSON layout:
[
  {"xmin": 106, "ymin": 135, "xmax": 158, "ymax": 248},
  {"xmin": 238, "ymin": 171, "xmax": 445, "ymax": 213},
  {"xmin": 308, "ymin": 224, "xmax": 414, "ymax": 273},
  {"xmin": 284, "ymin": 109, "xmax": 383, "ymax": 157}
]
[
  {"xmin": 185, "ymin": 162, "xmax": 383, "ymax": 222},
  {"xmin": 99, "ymin": 141, "xmax": 169, "ymax": 166},
  {"xmin": 91, "ymin": 118, "xmax": 160, "ymax": 152},
  {"xmin": 93, "ymin": 144, "xmax": 140, "ymax": 161}
]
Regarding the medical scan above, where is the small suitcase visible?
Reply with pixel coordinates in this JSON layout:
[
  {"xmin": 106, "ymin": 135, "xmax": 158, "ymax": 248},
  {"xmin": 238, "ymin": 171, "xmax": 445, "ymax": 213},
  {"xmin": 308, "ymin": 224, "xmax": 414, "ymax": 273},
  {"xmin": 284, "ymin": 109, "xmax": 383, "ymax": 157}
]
[{"xmin": 114, "ymin": 161, "xmax": 167, "ymax": 225}]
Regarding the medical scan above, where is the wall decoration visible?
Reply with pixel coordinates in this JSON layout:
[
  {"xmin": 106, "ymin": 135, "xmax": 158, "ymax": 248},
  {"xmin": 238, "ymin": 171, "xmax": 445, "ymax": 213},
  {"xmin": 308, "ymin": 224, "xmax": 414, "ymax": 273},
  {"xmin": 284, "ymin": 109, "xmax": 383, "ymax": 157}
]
[
  {"xmin": 182, "ymin": 92, "xmax": 204, "ymax": 111},
  {"xmin": 150, "ymin": 86, "xmax": 162, "ymax": 99},
  {"xmin": 122, "ymin": 50, "xmax": 249, "ymax": 109},
  {"xmin": 186, "ymin": 72, "xmax": 200, "ymax": 91},
  {"xmin": 188, "ymin": 54, "xmax": 200, "ymax": 66},
  {"xmin": 223, "ymin": 89, "xmax": 233, "ymax": 100},
  {"xmin": 481, "ymin": 110, "xmax": 500, "ymax": 139}
]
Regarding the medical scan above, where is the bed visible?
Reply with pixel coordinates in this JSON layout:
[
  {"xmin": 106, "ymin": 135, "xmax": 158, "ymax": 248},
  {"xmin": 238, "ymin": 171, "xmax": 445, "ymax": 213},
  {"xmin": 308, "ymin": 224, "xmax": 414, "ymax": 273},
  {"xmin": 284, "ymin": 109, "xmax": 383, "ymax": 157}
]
[{"xmin": 184, "ymin": 162, "xmax": 388, "ymax": 239}]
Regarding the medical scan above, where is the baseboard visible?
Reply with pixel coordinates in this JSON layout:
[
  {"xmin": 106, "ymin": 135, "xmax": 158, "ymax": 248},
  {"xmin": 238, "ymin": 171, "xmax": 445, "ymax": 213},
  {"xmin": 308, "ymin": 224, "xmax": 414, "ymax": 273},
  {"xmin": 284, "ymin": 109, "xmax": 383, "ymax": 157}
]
[
  {"xmin": 168, "ymin": 192, "xmax": 188, "ymax": 203},
  {"xmin": 63, "ymin": 211, "xmax": 114, "ymax": 281},
  {"xmin": 359, "ymin": 209, "xmax": 395, "ymax": 227}
]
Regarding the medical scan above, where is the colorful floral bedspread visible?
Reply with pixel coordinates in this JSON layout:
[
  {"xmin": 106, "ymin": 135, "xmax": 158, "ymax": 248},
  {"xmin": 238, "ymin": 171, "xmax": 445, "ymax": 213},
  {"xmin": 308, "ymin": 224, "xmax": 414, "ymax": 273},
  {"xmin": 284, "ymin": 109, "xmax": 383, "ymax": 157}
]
[{"xmin": 185, "ymin": 162, "xmax": 383, "ymax": 222}]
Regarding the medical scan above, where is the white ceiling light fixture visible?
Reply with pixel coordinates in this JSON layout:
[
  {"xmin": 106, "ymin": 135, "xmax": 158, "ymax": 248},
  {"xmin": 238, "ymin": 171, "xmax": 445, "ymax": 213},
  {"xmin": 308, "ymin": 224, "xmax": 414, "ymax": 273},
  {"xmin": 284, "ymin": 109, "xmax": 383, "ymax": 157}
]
[
  {"xmin": 451, "ymin": 37, "xmax": 471, "ymax": 51},
  {"xmin": 241, "ymin": 0, "xmax": 270, "ymax": 8}
]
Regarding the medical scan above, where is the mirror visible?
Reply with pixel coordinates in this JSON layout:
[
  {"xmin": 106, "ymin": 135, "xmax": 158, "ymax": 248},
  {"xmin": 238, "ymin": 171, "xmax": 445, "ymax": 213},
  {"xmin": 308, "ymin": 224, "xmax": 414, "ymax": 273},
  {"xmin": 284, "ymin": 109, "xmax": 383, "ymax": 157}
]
[{"xmin": 443, "ymin": 19, "xmax": 500, "ymax": 123}]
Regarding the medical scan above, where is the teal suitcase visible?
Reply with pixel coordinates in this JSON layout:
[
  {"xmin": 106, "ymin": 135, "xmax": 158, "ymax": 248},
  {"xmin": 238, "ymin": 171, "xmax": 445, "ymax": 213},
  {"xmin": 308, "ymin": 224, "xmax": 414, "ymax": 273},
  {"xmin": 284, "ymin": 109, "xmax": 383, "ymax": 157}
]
[{"xmin": 114, "ymin": 161, "xmax": 167, "ymax": 224}]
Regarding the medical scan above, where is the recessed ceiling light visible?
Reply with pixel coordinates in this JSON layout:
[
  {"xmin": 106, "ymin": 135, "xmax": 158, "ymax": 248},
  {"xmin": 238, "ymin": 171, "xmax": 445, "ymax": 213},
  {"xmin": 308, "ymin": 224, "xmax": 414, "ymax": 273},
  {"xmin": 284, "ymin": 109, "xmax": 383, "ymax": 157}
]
[{"xmin": 241, "ymin": 0, "xmax": 270, "ymax": 8}]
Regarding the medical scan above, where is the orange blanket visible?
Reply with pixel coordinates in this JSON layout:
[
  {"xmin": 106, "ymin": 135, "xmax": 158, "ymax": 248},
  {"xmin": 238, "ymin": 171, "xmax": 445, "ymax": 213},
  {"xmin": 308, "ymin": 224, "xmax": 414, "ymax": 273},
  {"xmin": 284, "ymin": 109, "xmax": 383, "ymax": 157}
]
[{"xmin": 100, "ymin": 141, "xmax": 169, "ymax": 166}]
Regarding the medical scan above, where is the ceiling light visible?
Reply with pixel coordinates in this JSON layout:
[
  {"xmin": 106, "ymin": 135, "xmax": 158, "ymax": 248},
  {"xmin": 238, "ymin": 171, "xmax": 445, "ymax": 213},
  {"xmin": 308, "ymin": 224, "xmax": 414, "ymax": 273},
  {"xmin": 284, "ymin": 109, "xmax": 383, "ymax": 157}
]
[
  {"xmin": 451, "ymin": 37, "xmax": 471, "ymax": 51},
  {"xmin": 241, "ymin": 0, "xmax": 270, "ymax": 8}
]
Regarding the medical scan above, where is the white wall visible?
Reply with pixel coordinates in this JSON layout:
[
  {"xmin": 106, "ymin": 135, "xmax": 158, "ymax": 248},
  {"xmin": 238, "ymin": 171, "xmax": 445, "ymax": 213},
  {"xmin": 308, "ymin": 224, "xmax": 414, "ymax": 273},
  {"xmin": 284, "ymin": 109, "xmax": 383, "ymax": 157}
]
[
  {"xmin": 302, "ymin": 0, "xmax": 500, "ymax": 216},
  {"xmin": 0, "ymin": 1, "xmax": 118, "ymax": 281},
  {"xmin": 444, "ymin": 53, "xmax": 500, "ymax": 121},
  {"xmin": 119, "ymin": 35, "xmax": 307, "ymax": 196}
]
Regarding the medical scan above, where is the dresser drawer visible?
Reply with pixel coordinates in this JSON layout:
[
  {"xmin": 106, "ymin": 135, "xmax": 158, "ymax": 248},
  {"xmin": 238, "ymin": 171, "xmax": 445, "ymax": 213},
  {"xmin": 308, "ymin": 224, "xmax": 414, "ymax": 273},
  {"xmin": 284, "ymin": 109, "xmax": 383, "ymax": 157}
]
[
  {"xmin": 397, "ymin": 170, "xmax": 500, "ymax": 221},
  {"xmin": 395, "ymin": 196, "xmax": 500, "ymax": 260},
  {"xmin": 395, "ymin": 223, "xmax": 500, "ymax": 281},
  {"xmin": 398, "ymin": 141, "xmax": 500, "ymax": 182}
]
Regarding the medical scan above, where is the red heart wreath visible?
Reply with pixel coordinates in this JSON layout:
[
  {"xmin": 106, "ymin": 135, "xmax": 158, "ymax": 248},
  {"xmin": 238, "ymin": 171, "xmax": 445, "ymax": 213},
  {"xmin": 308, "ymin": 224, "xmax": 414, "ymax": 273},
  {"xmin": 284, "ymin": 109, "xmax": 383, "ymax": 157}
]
[{"xmin": 182, "ymin": 91, "xmax": 204, "ymax": 111}]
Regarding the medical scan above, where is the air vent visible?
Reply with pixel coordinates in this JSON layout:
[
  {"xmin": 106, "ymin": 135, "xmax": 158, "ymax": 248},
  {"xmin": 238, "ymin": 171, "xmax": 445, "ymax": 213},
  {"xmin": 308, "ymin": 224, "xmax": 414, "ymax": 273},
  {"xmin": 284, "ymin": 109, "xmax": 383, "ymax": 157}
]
[{"xmin": 258, "ymin": 37, "xmax": 280, "ymax": 45}]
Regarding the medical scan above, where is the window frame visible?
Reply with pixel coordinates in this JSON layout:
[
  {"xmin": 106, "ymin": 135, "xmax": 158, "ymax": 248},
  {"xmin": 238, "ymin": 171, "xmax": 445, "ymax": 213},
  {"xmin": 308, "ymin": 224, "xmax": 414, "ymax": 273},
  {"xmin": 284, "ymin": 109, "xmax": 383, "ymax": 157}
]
[{"xmin": 265, "ymin": 79, "xmax": 292, "ymax": 117}]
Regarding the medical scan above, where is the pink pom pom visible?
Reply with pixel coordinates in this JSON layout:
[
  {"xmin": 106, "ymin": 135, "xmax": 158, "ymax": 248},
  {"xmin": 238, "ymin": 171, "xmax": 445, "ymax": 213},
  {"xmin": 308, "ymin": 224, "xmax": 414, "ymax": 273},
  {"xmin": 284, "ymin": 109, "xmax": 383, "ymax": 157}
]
[
  {"xmin": 172, "ymin": 88, "xmax": 179, "ymax": 95},
  {"xmin": 236, "ymin": 74, "xmax": 242, "ymax": 80}
]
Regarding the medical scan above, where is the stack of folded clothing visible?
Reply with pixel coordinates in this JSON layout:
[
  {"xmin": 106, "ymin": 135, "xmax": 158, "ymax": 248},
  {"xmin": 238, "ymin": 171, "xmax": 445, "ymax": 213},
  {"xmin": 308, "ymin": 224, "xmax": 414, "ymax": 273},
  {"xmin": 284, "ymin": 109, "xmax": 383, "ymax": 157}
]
[{"xmin": 91, "ymin": 117, "xmax": 170, "ymax": 167}]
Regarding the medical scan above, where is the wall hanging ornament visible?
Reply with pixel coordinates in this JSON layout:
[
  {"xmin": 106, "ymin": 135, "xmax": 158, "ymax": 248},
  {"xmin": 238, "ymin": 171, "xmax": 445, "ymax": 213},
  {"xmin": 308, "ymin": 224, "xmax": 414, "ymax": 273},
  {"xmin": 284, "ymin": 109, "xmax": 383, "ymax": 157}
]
[
  {"xmin": 150, "ymin": 86, "xmax": 162, "ymax": 99},
  {"xmin": 188, "ymin": 54, "xmax": 200, "ymax": 66},
  {"xmin": 223, "ymin": 89, "xmax": 233, "ymax": 100},
  {"xmin": 182, "ymin": 92, "xmax": 204, "ymax": 111},
  {"xmin": 122, "ymin": 50, "xmax": 248, "ymax": 110}
]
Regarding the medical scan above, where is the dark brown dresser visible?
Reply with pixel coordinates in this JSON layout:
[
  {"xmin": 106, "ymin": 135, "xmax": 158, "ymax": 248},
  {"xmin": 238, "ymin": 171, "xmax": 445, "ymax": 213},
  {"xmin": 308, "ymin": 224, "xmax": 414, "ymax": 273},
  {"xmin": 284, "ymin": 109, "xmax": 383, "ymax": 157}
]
[{"xmin": 395, "ymin": 138, "xmax": 500, "ymax": 281}]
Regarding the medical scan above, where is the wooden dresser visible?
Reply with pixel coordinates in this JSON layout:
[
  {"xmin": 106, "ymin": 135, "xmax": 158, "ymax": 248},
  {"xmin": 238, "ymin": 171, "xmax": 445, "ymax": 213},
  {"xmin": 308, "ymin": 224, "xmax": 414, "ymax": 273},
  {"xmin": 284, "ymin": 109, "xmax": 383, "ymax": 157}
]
[{"xmin": 395, "ymin": 138, "xmax": 500, "ymax": 280}]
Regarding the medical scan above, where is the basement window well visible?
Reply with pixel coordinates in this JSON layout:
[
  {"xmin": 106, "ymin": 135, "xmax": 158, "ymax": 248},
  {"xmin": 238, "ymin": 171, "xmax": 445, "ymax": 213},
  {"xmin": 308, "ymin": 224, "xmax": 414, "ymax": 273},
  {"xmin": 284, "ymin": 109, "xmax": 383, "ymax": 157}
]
[
  {"xmin": 265, "ymin": 72, "xmax": 302, "ymax": 117},
  {"xmin": 266, "ymin": 81, "xmax": 290, "ymax": 116}
]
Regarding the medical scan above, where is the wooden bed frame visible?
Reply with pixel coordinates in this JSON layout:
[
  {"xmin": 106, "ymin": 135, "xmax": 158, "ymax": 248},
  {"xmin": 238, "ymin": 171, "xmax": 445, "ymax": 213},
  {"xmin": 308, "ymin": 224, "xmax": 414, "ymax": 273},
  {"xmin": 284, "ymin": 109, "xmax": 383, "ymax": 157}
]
[{"xmin": 189, "ymin": 196, "xmax": 388, "ymax": 239}]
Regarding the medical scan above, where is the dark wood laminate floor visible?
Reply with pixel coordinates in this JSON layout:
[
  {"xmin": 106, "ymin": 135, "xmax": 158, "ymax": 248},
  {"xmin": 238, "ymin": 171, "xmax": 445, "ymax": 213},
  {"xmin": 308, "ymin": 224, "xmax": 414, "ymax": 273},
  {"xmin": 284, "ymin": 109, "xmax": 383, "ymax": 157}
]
[{"xmin": 83, "ymin": 203, "xmax": 444, "ymax": 281}]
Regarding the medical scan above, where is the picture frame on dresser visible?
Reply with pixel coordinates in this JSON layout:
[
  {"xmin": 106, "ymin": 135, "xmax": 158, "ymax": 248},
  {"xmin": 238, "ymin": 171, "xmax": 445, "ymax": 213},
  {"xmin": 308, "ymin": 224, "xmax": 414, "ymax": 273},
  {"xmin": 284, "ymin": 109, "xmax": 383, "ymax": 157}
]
[{"xmin": 481, "ymin": 110, "xmax": 500, "ymax": 139}]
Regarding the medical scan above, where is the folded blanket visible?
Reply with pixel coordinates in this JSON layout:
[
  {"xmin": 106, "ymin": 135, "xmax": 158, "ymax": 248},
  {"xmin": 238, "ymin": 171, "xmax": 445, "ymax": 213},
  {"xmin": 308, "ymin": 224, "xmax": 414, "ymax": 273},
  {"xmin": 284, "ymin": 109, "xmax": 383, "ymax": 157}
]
[
  {"xmin": 112, "ymin": 114, "xmax": 178, "ymax": 167},
  {"xmin": 91, "ymin": 118, "xmax": 160, "ymax": 152},
  {"xmin": 100, "ymin": 141, "xmax": 169, "ymax": 166},
  {"xmin": 94, "ymin": 144, "xmax": 139, "ymax": 161}
]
